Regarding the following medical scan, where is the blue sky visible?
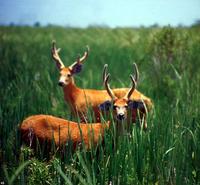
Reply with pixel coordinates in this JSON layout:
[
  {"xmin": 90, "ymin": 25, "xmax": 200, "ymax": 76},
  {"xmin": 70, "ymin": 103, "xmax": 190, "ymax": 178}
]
[{"xmin": 0, "ymin": 0, "xmax": 200, "ymax": 27}]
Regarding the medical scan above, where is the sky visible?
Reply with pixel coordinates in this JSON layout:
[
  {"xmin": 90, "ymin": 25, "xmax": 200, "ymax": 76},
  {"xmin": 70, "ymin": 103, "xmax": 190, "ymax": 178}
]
[{"xmin": 0, "ymin": 0, "xmax": 200, "ymax": 27}]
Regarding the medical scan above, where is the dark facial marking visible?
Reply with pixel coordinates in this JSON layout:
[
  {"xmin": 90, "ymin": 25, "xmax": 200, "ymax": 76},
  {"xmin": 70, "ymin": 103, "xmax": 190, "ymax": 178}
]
[
  {"xmin": 99, "ymin": 101, "xmax": 112, "ymax": 111},
  {"xmin": 72, "ymin": 63, "xmax": 83, "ymax": 74},
  {"xmin": 128, "ymin": 100, "xmax": 145, "ymax": 109}
]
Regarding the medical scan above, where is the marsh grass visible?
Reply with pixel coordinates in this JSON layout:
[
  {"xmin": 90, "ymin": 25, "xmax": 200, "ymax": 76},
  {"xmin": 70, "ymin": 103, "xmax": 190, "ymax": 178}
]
[{"xmin": 0, "ymin": 26, "xmax": 200, "ymax": 184}]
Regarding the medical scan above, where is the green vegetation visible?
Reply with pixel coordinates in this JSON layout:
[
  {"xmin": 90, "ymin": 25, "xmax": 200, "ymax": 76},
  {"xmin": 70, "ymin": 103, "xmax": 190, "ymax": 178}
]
[{"xmin": 0, "ymin": 25, "xmax": 200, "ymax": 184}]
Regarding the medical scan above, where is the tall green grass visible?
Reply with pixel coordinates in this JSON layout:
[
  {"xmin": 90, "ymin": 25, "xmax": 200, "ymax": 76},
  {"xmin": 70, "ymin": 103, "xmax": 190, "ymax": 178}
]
[{"xmin": 0, "ymin": 26, "xmax": 200, "ymax": 184}]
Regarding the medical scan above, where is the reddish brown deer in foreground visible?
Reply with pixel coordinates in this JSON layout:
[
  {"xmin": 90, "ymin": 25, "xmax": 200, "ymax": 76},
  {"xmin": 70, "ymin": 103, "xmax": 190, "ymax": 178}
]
[
  {"xmin": 51, "ymin": 42, "xmax": 153, "ymax": 123},
  {"xmin": 20, "ymin": 115, "xmax": 110, "ymax": 151}
]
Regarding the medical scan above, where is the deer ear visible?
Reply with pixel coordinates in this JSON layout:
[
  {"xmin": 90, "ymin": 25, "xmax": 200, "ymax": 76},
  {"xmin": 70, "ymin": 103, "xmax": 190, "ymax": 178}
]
[
  {"xmin": 99, "ymin": 101, "xmax": 112, "ymax": 111},
  {"xmin": 128, "ymin": 100, "xmax": 145, "ymax": 109},
  {"xmin": 71, "ymin": 63, "xmax": 83, "ymax": 74}
]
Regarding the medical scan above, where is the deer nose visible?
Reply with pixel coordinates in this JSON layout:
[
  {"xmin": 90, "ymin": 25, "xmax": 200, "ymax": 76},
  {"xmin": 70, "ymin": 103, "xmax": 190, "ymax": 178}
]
[
  {"xmin": 58, "ymin": 81, "xmax": 64, "ymax": 86},
  {"xmin": 117, "ymin": 113, "xmax": 125, "ymax": 121}
]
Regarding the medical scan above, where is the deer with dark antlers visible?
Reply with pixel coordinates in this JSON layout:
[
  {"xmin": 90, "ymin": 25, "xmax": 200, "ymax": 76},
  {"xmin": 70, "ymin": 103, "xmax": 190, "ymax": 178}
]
[{"xmin": 99, "ymin": 64, "xmax": 148, "ymax": 130}]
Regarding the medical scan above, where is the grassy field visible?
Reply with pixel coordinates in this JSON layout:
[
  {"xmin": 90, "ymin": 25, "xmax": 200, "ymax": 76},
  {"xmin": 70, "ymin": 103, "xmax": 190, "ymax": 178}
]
[{"xmin": 0, "ymin": 25, "xmax": 200, "ymax": 184}]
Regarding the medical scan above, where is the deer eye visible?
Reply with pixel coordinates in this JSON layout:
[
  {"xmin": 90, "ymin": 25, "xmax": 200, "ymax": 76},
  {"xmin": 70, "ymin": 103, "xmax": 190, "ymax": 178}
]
[
  {"xmin": 67, "ymin": 74, "xmax": 71, "ymax": 77},
  {"xmin": 113, "ymin": 105, "xmax": 117, "ymax": 110}
]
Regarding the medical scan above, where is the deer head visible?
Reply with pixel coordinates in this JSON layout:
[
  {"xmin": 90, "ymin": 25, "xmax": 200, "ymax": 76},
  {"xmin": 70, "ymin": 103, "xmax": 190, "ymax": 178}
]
[
  {"xmin": 99, "ymin": 64, "xmax": 144, "ymax": 121},
  {"xmin": 51, "ymin": 41, "xmax": 89, "ymax": 87}
]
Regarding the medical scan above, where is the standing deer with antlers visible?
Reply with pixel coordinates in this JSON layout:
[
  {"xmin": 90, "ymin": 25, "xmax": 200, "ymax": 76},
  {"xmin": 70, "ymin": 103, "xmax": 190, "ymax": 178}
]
[
  {"xmin": 51, "ymin": 42, "xmax": 153, "ymax": 123},
  {"xmin": 51, "ymin": 41, "xmax": 111, "ymax": 122},
  {"xmin": 99, "ymin": 65, "xmax": 148, "ymax": 130}
]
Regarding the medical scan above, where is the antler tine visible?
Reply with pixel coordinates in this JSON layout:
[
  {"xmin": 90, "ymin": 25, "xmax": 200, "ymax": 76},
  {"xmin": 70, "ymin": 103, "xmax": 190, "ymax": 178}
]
[
  {"xmin": 125, "ymin": 75, "xmax": 137, "ymax": 100},
  {"xmin": 104, "ymin": 73, "xmax": 116, "ymax": 100},
  {"xmin": 103, "ymin": 64, "xmax": 108, "ymax": 83},
  {"xmin": 69, "ymin": 46, "xmax": 89, "ymax": 70},
  {"xmin": 51, "ymin": 41, "xmax": 65, "ymax": 69},
  {"xmin": 79, "ymin": 45, "xmax": 89, "ymax": 64},
  {"xmin": 133, "ymin": 63, "xmax": 139, "ymax": 83},
  {"xmin": 52, "ymin": 41, "xmax": 61, "ymax": 58}
]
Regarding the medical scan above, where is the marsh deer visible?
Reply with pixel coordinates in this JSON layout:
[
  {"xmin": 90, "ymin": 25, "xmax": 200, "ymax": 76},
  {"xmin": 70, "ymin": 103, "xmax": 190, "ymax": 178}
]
[
  {"xmin": 99, "ymin": 65, "xmax": 148, "ymax": 130},
  {"xmin": 20, "ymin": 115, "xmax": 110, "ymax": 151},
  {"xmin": 51, "ymin": 42, "xmax": 152, "ymax": 123},
  {"xmin": 102, "ymin": 63, "xmax": 153, "ymax": 112},
  {"xmin": 51, "ymin": 42, "xmax": 112, "ymax": 122}
]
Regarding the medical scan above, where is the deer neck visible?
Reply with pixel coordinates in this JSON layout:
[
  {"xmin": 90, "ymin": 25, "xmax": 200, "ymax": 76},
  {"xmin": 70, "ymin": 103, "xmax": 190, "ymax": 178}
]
[{"xmin": 63, "ymin": 79, "xmax": 80, "ymax": 102}]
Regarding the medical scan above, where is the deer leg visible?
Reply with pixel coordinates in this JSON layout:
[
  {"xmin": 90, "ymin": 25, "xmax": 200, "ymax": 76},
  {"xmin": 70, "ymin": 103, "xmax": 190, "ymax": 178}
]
[{"xmin": 78, "ymin": 111, "xmax": 88, "ymax": 123}]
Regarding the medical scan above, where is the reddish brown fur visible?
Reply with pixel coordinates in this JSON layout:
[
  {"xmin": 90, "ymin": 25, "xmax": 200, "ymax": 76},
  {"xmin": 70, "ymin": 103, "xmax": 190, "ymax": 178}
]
[{"xmin": 20, "ymin": 115, "xmax": 110, "ymax": 150}]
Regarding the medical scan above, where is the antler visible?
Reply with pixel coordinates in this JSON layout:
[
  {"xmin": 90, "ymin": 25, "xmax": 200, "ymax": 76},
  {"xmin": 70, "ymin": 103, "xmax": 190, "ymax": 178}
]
[
  {"xmin": 133, "ymin": 63, "xmax": 139, "ymax": 83},
  {"xmin": 124, "ymin": 75, "xmax": 136, "ymax": 100},
  {"xmin": 51, "ymin": 41, "xmax": 65, "ymax": 70},
  {"xmin": 104, "ymin": 69, "xmax": 117, "ymax": 100},
  {"xmin": 102, "ymin": 64, "xmax": 108, "ymax": 83},
  {"xmin": 69, "ymin": 46, "xmax": 89, "ymax": 70}
]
